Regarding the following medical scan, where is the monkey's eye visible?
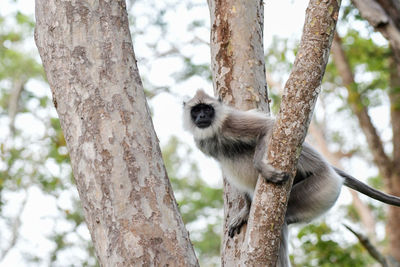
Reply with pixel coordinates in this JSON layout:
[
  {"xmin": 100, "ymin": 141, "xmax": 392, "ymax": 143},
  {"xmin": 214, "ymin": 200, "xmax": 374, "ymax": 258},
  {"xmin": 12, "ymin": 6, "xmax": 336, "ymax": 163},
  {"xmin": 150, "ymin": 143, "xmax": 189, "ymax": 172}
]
[{"xmin": 191, "ymin": 104, "xmax": 215, "ymax": 119}]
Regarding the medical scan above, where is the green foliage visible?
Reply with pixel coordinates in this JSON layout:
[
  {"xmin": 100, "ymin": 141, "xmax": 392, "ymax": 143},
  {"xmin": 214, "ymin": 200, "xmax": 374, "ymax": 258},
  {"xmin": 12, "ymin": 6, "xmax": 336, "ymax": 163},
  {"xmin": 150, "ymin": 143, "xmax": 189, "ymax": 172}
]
[
  {"xmin": 162, "ymin": 136, "xmax": 223, "ymax": 264},
  {"xmin": 293, "ymin": 222, "xmax": 374, "ymax": 267},
  {"xmin": 264, "ymin": 36, "xmax": 298, "ymax": 112},
  {"xmin": 325, "ymin": 29, "xmax": 390, "ymax": 111},
  {"xmin": 0, "ymin": 12, "xmax": 43, "ymax": 81},
  {"xmin": 0, "ymin": 6, "xmax": 97, "ymax": 266}
]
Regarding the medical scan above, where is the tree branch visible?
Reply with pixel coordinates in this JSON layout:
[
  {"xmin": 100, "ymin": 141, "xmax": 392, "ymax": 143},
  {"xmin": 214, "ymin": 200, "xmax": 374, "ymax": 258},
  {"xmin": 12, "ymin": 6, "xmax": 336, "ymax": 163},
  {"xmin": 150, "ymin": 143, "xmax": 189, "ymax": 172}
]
[
  {"xmin": 208, "ymin": 0, "xmax": 269, "ymax": 264},
  {"xmin": 240, "ymin": 0, "xmax": 341, "ymax": 265},
  {"xmin": 376, "ymin": 0, "xmax": 400, "ymax": 29},
  {"xmin": 331, "ymin": 34, "xmax": 394, "ymax": 179},
  {"xmin": 389, "ymin": 55, "xmax": 400, "ymax": 173},
  {"xmin": 8, "ymin": 79, "xmax": 25, "ymax": 134},
  {"xmin": 344, "ymin": 224, "xmax": 388, "ymax": 267},
  {"xmin": 268, "ymin": 70, "xmax": 378, "ymax": 239},
  {"xmin": 352, "ymin": 0, "xmax": 400, "ymax": 66}
]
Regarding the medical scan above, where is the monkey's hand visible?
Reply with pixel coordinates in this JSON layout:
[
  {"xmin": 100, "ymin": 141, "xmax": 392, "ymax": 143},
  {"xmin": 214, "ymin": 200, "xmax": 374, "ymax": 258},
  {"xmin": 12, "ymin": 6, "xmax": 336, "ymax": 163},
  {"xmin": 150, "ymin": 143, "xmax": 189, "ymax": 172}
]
[
  {"xmin": 228, "ymin": 204, "xmax": 250, "ymax": 238},
  {"xmin": 254, "ymin": 159, "xmax": 290, "ymax": 184}
]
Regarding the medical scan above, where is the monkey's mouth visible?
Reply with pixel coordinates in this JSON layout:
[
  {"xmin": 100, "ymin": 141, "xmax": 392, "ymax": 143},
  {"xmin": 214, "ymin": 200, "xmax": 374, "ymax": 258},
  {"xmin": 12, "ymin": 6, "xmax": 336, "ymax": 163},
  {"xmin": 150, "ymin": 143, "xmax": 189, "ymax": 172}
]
[{"xmin": 196, "ymin": 120, "xmax": 212, "ymax": 128}]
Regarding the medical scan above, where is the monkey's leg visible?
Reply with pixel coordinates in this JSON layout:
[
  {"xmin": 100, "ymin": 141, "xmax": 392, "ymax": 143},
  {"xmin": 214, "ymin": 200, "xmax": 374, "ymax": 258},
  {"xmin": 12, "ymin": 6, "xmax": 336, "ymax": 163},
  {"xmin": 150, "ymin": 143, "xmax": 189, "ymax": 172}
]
[
  {"xmin": 253, "ymin": 135, "xmax": 290, "ymax": 183},
  {"xmin": 228, "ymin": 193, "xmax": 251, "ymax": 237},
  {"xmin": 277, "ymin": 222, "xmax": 290, "ymax": 267},
  {"xmin": 285, "ymin": 170, "xmax": 342, "ymax": 224}
]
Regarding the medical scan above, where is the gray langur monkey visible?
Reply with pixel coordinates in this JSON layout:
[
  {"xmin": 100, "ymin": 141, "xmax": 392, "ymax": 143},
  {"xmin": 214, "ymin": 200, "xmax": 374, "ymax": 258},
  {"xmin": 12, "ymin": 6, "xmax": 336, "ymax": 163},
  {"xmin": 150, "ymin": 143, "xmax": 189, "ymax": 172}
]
[{"xmin": 183, "ymin": 89, "xmax": 400, "ymax": 267}]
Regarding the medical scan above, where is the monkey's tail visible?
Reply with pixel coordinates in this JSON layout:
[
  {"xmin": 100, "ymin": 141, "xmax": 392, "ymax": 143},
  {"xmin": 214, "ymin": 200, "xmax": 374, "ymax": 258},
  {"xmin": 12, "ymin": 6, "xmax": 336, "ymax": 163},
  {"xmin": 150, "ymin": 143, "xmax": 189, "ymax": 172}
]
[{"xmin": 333, "ymin": 167, "xmax": 400, "ymax": 207}]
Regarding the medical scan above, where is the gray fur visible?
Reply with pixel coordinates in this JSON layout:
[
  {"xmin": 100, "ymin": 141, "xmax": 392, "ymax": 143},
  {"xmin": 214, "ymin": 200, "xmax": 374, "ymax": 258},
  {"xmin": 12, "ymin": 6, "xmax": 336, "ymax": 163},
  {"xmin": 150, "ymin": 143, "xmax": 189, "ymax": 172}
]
[{"xmin": 183, "ymin": 90, "xmax": 400, "ymax": 266}]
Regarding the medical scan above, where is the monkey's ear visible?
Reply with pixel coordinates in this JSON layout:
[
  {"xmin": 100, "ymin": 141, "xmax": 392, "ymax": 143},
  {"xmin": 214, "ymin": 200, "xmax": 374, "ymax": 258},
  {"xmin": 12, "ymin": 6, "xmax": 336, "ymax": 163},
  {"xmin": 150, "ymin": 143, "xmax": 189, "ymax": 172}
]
[{"xmin": 217, "ymin": 96, "xmax": 222, "ymax": 102}]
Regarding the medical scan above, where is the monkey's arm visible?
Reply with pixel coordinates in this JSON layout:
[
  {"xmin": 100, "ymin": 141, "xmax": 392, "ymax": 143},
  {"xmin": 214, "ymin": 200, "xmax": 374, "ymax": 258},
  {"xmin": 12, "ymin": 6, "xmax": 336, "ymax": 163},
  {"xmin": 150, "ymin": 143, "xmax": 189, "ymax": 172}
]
[
  {"xmin": 222, "ymin": 110, "xmax": 274, "ymax": 139},
  {"xmin": 221, "ymin": 110, "xmax": 292, "ymax": 183},
  {"xmin": 253, "ymin": 130, "xmax": 292, "ymax": 184}
]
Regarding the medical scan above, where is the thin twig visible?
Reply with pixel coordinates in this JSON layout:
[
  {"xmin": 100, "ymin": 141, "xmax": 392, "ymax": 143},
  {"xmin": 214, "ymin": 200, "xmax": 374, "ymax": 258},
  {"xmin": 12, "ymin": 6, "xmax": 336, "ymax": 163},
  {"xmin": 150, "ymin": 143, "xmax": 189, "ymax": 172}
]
[{"xmin": 344, "ymin": 224, "xmax": 388, "ymax": 267}]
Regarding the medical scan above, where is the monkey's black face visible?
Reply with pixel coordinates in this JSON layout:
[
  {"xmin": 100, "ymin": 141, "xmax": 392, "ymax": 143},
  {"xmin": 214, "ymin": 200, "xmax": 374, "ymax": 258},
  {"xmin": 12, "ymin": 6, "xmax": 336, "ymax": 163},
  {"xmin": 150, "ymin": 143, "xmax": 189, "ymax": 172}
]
[{"xmin": 191, "ymin": 104, "xmax": 215, "ymax": 128}]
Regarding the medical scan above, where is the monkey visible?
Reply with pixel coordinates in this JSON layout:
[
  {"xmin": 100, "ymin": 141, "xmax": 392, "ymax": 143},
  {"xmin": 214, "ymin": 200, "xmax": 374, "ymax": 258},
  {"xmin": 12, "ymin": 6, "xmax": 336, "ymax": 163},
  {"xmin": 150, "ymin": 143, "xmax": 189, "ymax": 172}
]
[{"xmin": 183, "ymin": 89, "xmax": 400, "ymax": 267}]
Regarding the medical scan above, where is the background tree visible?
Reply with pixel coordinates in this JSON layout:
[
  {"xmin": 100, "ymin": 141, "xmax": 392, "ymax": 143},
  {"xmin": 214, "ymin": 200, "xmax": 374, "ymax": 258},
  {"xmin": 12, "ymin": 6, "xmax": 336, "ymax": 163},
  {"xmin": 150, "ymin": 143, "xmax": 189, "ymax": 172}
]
[{"xmin": 1, "ymin": 0, "xmax": 399, "ymax": 265}]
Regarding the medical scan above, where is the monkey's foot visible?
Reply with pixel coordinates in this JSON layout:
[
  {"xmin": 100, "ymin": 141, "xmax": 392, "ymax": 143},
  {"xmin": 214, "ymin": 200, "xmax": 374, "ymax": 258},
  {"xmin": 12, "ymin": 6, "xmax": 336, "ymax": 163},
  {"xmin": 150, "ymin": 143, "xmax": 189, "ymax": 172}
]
[
  {"xmin": 228, "ymin": 216, "xmax": 247, "ymax": 238},
  {"xmin": 228, "ymin": 205, "xmax": 250, "ymax": 237}
]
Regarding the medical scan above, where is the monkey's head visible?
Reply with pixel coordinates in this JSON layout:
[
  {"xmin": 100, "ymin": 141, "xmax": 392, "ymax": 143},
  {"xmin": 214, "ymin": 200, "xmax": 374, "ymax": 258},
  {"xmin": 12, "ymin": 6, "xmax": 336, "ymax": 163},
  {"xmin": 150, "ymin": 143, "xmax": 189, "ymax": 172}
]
[{"xmin": 183, "ymin": 90, "xmax": 228, "ymax": 139}]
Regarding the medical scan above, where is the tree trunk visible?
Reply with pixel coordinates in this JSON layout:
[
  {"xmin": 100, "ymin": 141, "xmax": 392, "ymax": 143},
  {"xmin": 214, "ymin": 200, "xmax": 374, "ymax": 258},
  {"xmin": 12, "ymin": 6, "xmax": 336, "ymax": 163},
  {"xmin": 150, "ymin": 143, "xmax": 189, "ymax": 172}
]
[
  {"xmin": 387, "ymin": 56, "xmax": 400, "ymax": 263},
  {"xmin": 331, "ymin": 34, "xmax": 393, "ymax": 179},
  {"xmin": 387, "ymin": 174, "xmax": 400, "ymax": 263},
  {"xmin": 34, "ymin": 1, "xmax": 198, "ymax": 266},
  {"xmin": 241, "ymin": 1, "xmax": 340, "ymax": 265},
  {"xmin": 208, "ymin": 0, "xmax": 269, "ymax": 265},
  {"xmin": 352, "ymin": 0, "xmax": 400, "ymax": 64},
  {"xmin": 332, "ymin": 32, "xmax": 400, "ymax": 263}
]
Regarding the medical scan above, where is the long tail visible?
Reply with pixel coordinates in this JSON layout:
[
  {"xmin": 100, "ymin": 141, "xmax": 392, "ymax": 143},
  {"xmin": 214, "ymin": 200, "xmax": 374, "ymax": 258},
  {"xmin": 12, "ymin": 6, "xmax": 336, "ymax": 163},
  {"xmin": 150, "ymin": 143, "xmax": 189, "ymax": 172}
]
[{"xmin": 333, "ymin": 167, "xmax": 400, "ymax": 207}]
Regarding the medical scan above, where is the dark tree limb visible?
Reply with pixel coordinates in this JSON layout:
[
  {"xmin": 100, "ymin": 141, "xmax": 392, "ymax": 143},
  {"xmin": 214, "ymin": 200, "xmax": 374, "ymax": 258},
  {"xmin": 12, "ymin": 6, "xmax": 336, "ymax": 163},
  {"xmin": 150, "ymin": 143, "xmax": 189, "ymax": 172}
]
[{"xmin": 344, "ymin": 224, "xmax": 388, "ymax": 267}]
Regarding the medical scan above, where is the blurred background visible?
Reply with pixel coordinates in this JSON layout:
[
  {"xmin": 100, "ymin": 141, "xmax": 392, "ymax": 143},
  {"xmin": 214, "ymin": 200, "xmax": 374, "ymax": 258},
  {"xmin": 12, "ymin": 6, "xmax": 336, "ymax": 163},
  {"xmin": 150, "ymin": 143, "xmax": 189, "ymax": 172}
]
[{"xmin": 0, "ymin": 0, "xmax": 398, "ymax": 266}]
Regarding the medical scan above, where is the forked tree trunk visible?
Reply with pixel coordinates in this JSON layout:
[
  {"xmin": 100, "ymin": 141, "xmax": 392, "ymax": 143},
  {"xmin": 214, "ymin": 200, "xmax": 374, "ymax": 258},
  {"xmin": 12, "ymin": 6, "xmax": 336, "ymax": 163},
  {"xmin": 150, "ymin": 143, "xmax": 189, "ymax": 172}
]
[
  {"xmin": 209, "ymin": 0, "xmax": 340, "ymax": 265},
  {"xmin": 34, "ymin": 1, "xmax": 198, "ymax": 266},
  {"xmin": 208, "ymin": 0, "xmax": 269, "ymax": 265}
]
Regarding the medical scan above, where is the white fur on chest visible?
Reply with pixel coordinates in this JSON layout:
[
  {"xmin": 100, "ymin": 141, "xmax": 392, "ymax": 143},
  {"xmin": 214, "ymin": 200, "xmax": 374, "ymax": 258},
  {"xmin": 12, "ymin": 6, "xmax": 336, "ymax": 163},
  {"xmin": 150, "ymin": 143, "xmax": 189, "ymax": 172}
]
[{"xmin": 220, "ymin": 155, "xmax": 259, "ymax": 197}]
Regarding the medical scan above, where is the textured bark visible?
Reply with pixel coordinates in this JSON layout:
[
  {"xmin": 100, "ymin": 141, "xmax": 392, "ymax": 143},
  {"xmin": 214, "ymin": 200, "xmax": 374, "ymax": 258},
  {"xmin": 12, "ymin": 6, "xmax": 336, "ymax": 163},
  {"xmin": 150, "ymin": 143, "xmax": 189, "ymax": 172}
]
[
  {"xmin": 241, "ymin": 1, "xmax": 340, "ymax": 265},
  {"xmin": 34, "ymin": 1, "xmax": 198, "ymax": 266},
  {"xmin": 207, "ymin": 0, "xmax": 269, "ymax": 265},
  {"xmin": 208, "ymin": 0, "xmax": 269, "ymax": 112},
  {"xmin": 267, "ymin": 73, "xmax": 378, "ymax": 239}
]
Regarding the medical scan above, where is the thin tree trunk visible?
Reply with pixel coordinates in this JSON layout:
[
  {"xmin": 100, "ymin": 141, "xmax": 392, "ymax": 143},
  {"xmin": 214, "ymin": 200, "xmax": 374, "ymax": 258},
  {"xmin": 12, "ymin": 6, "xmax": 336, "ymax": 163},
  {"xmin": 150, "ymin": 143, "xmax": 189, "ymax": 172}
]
[
  {"xmin": 331, "ymin": 34, "xmax": 393, "ymax": 179},
  {"xmin": 352, "ymin": 0, "xmax": 400, "ymax": 64},
  {"xmin": 308, "ymin": 123, "xmax": 377, "ymax": 239},
  {"xmin": 387, "ymin": 56, "xmax": 400, "ymax": 263},
  {"xmin": 207, "ymin": 0, "xmax": 269, "ymax": 265},
  {"xmin": 332, "ymin": 32, "xmax": 400, "ymax": 262},
  {"xmin": 34, "ymin": 1, "xmax": 198, "ymax": 266},
  {"xmin": 241, "ymin": 1, "xmax": 340, "ymax": 265}
]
